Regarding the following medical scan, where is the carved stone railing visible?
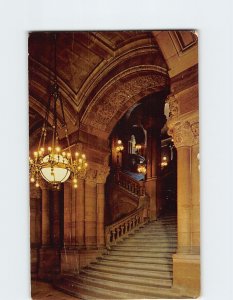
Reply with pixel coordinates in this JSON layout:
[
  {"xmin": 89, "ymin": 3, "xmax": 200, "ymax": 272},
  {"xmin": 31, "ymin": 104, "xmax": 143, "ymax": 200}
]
[
  {"xmin": 115, "ymin": 171, "xmax": 145, "ymax": 197},
  {"xmin": 105, "ymin": 206, "xmax": 147, "ymax": 248}
]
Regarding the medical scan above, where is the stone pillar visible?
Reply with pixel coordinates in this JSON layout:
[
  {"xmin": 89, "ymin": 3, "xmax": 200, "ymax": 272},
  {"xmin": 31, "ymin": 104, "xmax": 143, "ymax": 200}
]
[
  {"xmin": 177, "ymin": 145, "xmax": 192, "ymax": 253},
  {"xmin": 52, "ymin": 190, "xmax": 60, "ymax": 246},
  {"xmin": 63, "ymin": 180, "xmax": 72, "ymax": 245},
  {"xmin": 85, "ymin": 169, "xmax": 97, "ymax": 249},
  {"xmin": 30, "ymin": 184, "xmax": 41, "ymax": 278},
  {"xmin": 191, "ymin": 122, "xmax": 200, "ymax": 254},
  {"xmin": 41, "ymin": 182, "xmax": 51, "ymax": 246},
  {"xmin": 143, "ymin": 116, "xmax": 165, "ymax": 219},
  {"xmin": 75, "ymin": 178, "xmax": 85, "ymax": 247},
  {"xmin": 168, "ymin": 113, "xmax": 200, "ymax": 297},
  {"xmin": 96, "ymin": 167, "xmax": 109, "ymax": 249},
  {"xmin": 38, "ymin": 181, "xmax": 60, "ymax": 280}
]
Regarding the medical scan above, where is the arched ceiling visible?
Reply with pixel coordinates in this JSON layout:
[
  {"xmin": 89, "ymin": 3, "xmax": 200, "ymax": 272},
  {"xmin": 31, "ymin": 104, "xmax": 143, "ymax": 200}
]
[{"xmin": 29, "ymin": 31, "xmax": 170, "ymax": 141}]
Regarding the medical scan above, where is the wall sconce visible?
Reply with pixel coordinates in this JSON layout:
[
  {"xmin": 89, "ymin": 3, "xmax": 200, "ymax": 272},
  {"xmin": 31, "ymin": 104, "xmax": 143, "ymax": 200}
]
[
  {"xmin": 137, "ymin": 164, "xmax": 147, "ymax": 174},
  {"xmin": 161, "ymin": 156, "xmax": 168, "ymax": 168},
  {"xmin": 116, "ymin": 139, "xmax": 124, "ymax": 152}
]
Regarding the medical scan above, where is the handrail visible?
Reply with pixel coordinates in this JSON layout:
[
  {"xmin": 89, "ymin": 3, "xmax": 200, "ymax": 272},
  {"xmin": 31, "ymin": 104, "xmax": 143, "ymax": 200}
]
[
  {"xmin": 105, "ymin": 206, "xmax": 147, "ymax": 248},
  {"xmin": 115, "ymin": 171, "xmax": 145, "ymax": 197}
]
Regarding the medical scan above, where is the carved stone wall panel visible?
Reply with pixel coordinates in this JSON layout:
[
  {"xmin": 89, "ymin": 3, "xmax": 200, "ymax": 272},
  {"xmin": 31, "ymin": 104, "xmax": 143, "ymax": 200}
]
[
  {"xmin": 168, "ymin": 113, "xmax": 199, "ymax": 148},
  {"xmin": 83, "ymin": 72, "xmax": 169, "ymax": 133}
]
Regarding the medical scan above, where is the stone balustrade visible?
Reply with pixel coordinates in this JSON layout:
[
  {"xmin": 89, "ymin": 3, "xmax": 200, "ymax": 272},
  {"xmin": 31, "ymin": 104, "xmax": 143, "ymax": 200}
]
[
  {"xmin": 105, "ymin": 206, "xmax": 146, "ymax": 248},
  {"xmin": 115, "ymin": 171, "xmax": 145, "ymax": 197}
]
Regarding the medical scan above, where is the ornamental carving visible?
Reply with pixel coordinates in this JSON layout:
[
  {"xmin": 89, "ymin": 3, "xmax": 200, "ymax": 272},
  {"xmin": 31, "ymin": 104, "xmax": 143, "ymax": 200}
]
[
  {"xmin": 167, "ymin": 94, "xmax": 179, "ymax": 119},
  {"xmin": 86, "ymin": 168, "xmax": 97, "ymax": 185},
  {"xmin": 97, "ymin": 166, "xmax": 110, "ymax": 184},
  {"xmin": 168, "ymin": 119, "xmax": 199, "ymax": 148},
  {"xmin": 88, "ymin": 73, "xmax": 168, "ymax": 131},
  {"xmin": 191, "ymin": 122, "xmax": 199, "ymax": 144}
]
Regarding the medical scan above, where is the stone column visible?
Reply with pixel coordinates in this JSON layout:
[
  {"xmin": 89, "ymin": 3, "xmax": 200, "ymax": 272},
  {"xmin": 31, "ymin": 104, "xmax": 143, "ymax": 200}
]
[
  {"xmin": 40, "ymin": 182, "xmax": 51, "ymax": 246},
  {"xmin": 96, "ymin": 167, "xmax": 109, "ymax": 249},
  {"xmin": 75, "ymin": 178, "xmax": 85, "ymax": 248},
  {"xmin": 63, "ymin": 180, "xmax": 72, "ymax": 245},
  {"xmin": 191, "ymin": 122, "xmax": 200, "ymax": 254},
  {"xmin": 52, "ymin": 190, "xmax": 60, "ymax": 246},
  {"xmin": 143, "ymin": 116, "xmax": 165, "ymax": 219},
  {"xmin": 176, "ymin": 145, "xmax": 192, "ymax": 253},
  {"xmin": 85, "ymin": 169, "xmax": 97, "ymax": 249},
  {"xmin": 168, "ymin": 114, "xmax": 200, "ymax": 297}
]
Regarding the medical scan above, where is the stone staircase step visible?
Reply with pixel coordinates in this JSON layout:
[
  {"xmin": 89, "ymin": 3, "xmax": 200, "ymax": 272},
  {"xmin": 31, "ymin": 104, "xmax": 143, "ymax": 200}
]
[
  {"xmin": 108, "ymin": 250, "xmax": 173, "ymax": 258},
  {"xmin": 112, "ymin": 245, "xmax": 177, "ymax": 252},
  {"xmin": 100, "ymin": 255, "xmax": 172, "ymax": 266},
  {"xmin": 56, "ymin": 277, "xmax": 146, "ymax": 299},
  {"xmin": 76, "ymin": 274, "xmax": 182, "ymax": 299},
  {"xmin": 87, "ymin": 263, "xmax": 173, "ymax": 279},
  {"xmin": 92, "ymin": 259, "xmax": 173, "ymax": 272},
  {"xmin": 55, "ymin": 213, "xmax": 183, "ymax": 299},
  {"xmin": 122, "ymin": 241, "xmax": 177, "ymax": 247},
  {"xmin": 102, "ymin": 254, "xmax": 173, "ymax": 263},
  {"xmin": 80, "ymin": 269, "xmax": 173, "ymax": 288}
]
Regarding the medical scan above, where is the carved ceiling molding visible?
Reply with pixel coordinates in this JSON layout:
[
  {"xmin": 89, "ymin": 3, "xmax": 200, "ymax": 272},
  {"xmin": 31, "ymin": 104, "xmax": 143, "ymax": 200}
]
[
  {"xmin": 81, "ymin": 67, "xmax": 169, "ymax": 135},
  {"xmin": 167, "ymin": 111, "xmax": 199, "ymax": 147},
  {"xmin": 76, "ymin": 46, "xmax": 167, "ymax": 111}
]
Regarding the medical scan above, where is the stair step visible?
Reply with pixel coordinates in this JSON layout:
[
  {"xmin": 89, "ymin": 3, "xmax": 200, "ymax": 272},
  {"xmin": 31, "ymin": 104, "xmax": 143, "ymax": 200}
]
[
  {"xmin": 80, "ymin": 269, "xmax": 172, "ymax": 288},
  {"xmin": 108, "ymin": 251, "xmax": 173, "ymax": 259},
  {"xmin": 122, "ymin": 241, "xmax": 177, "ymax": 247},
  {"xmin": 61, "ymin": 275, "xmax": 183, "ymax": 299},
  {"xmin": 57, "ymin": 278, "xmax": 145, "ymax": 299},
  {"xmin": 100, "ymin": 255, "xmax": 172, "ymax": 265},
  {"xmin": 54, "ymin": 213, "xmax": 183, "ymax": 299},
  {"xmin": 112, "ymin": 245, "xmax": 177, "ymax": 252},
  {"xmin": 92, "ymin": 259, "xmax": 173, "ymax": 272},
  {"xmin": 88, "ymin": 263, "xmax": 173, "ymax": 279}
]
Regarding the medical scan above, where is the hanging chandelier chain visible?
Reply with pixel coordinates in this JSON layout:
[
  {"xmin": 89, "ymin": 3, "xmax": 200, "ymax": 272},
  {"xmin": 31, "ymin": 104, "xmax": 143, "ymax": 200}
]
[{"xmin": 29, "ymin": 32, "xmax": 88, "ymax": 190}]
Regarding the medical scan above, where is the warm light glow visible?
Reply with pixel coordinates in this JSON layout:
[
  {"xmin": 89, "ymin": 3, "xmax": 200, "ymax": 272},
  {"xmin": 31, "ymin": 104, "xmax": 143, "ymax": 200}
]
[
  {"xmin": 40, "ymin": 154, "xmax": 71, "ymax": 184},
  {"xmin": 135, "ymin": 144, "xmax": 142, "ymax": 150},
  {"xmin": 137, "ymin": 164, "xmax": 147, "ymax": 174},
  {"xmin": 116, "ymin": 140, "xmax": 124, "ymax": 152}
]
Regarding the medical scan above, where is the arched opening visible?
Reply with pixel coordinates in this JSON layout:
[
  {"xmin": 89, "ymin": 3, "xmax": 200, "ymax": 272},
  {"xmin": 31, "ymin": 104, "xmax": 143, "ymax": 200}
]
[{"xmin": 105, "ymin": 89, "xmax": 177, "ymax": 226}]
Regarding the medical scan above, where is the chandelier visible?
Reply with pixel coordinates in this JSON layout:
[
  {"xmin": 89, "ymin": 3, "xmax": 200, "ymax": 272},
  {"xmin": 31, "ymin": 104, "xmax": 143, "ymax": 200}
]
[
  {"xmin": 137, "ymin": 164, "xmax": 147, "ymax": 174},
  {"xmin": 29, "ymin": 33, "xmax": 88, "ymax": 189}
]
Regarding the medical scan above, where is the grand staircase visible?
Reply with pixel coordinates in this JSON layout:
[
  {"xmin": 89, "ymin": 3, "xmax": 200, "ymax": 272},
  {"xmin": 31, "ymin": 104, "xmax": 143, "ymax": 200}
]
[{"xmin": 55, "ymin": 213, "xmax": 186, "ymax": 299}]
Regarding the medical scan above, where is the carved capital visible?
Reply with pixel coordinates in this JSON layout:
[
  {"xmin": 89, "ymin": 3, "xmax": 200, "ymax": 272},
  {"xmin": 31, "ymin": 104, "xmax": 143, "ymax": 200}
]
[
  {"xmin": 168, "ymin": 118, "xmax": 199, "ymax": 148},
  {"xmin": 191, "ymin": 121, "xmax": 199, "ymax": 145},
  {"xmin": 86, "ymin": 168, "xmax": 97, "ymax": 186},
  {"xmin": 97, "ymin": 166, "xmax": 110, "ymax": 184}
]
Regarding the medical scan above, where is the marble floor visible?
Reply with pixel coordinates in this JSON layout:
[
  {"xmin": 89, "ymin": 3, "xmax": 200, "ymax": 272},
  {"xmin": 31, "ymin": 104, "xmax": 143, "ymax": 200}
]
[{"xmin": 31, "ymin": 280, "xmax": 79, "ymax": 300}]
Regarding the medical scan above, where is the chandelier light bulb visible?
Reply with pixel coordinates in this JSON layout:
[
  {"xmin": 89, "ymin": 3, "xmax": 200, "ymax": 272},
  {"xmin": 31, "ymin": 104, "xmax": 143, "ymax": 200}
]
[
  {"xmin": 74, "ymin": 184, "xmax": 78, "ymax": 189},
  {"xmin": 29, "ymin": 34, "xmax": 88, "ymax": 188}
]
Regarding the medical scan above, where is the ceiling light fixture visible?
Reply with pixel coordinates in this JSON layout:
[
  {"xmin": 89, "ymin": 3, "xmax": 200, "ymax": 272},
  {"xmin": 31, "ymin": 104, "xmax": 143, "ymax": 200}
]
[{"xmin": 29, "ymin": 33, "xmax": 88, "ymax": 189}]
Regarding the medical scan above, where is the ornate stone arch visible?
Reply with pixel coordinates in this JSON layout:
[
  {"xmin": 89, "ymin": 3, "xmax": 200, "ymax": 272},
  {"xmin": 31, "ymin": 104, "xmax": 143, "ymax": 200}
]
[{"xmin": 81, "ymin": 66, "xmax": 169, "ymax": 139}]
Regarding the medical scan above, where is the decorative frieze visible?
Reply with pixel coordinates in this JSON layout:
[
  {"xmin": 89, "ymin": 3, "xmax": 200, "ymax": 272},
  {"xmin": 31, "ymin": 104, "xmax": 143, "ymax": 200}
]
[
  {"xmin": 86, "ymin": 73, "xmax": 168, "ymax": 131},
  {"xmin": 168, "ymin": 115, "xmax": 199, "ymax": 148}
]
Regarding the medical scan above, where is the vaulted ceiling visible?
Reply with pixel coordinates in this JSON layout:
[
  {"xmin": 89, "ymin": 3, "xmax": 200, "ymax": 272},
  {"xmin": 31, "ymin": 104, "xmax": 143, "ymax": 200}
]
[
  {"xmin": 29, "ymin": 31, "xmax": 169, "ymax": 142},
  {"xmin": 29, "ymin": 30, "xmax": 198, "ymax": 148}
]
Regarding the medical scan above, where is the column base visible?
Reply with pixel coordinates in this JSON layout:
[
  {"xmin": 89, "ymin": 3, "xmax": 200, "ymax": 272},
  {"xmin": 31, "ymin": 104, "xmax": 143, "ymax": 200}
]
[
  {"xmin": 61, "ymin": 247, "xmax": 107, "ymax": 275},
  {"xmin": 38, "ymin": 247, "xmax": 60, "ymax": 281},
  {"xmin": 172, "ymin": 253, "xmax": 200, "ymax": 298}
]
